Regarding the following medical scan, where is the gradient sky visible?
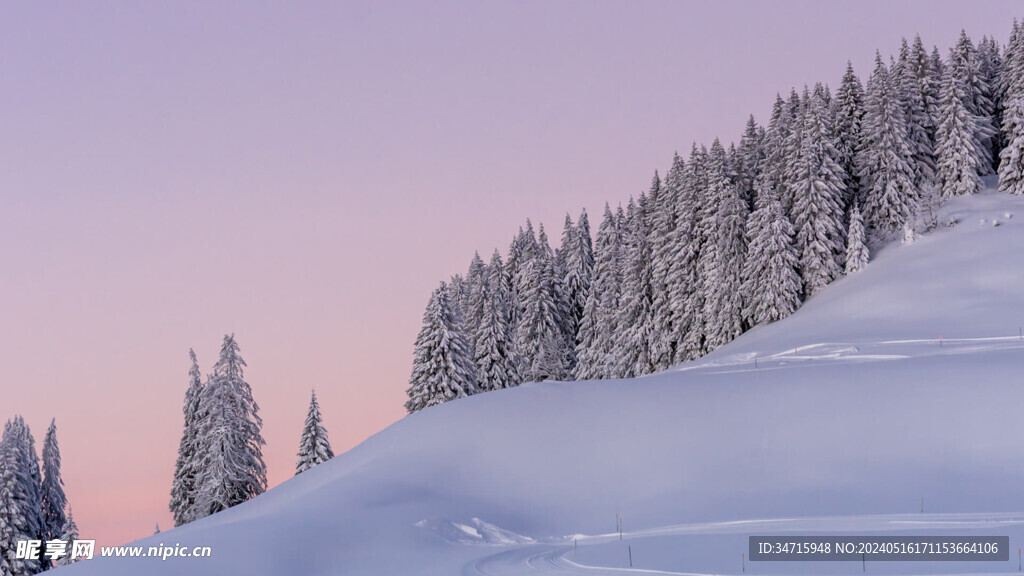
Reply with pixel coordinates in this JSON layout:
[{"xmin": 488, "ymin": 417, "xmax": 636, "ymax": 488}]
[{"xmin": 1, "ymin": 1, "xmax": 1020, "ymax": 546}]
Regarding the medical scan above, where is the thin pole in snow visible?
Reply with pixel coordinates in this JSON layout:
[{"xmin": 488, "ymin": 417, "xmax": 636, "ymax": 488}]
[
  {"xmin": 1017, "ymin": 547, "xmax": 1020, "ymax": 571},
  {"xmin": 1019, "ymin": 327, "xmax": 1022, "ymax": 341},
  {"xmin": 742, "ymin": 552, "xmax": 746, "ymax": 572},
  {"xmin": 939, "ymin": 335, "xmax": 942, "ymax": 347},
  {"xmin": 754, "ymin": 358, "xmax": 758, "ymax": 369},
  {"xmin": 574, "ymin": 539, "xmax": 577, "ymax": 558},
  {"xmin": 628, "ymin": 545, "xmax": 632, "ymax": 567},
  {"xmin": 862, "ymin": 552, "xmax": 866, "ymax": 572},
  {"xmin": 921, "ymin": 497, "xmax": 924, "ymax": 513}
]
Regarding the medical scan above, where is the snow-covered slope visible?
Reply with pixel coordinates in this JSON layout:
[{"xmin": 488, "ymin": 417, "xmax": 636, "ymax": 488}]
[{"xmin": 67, "ymin": 186, "xmax": 1024, "ymax": 575}]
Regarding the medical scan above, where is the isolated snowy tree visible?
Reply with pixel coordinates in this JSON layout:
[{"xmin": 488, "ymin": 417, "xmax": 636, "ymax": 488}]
[
  {"xmin": 39, "ymin": 419, "xmax": 65, "ymax": 544},
  {"xmin": 53, "ymin": 510, "xmax": 78, "ymax": 567},
  {"xmin": 406, "ymin": 283, "xmax": 478, "ymax": 412},
  {"xmin": 936, "ymin": 69, "xmax": 985, "ymax": 197},
  {"xmin": 474, "ymin": 251, "xmax": 520, "ymax": 391},
  {"xmin": 193, "ymin": 335, "xmax": 267, "ymax": 519},
  {"xmin": 575, "ymin": 204, "xmax": 622, "ymax": 379},
  {"xmin": 296, "ymin": 390, "xmax": 334, "ymax": 475},
  {"xmin": 0, "ymin": 440, "xmax": 38, "ymax": 576},
  {"xmin": 834, "ymin": 62, "xmax": 865, "ymax": 207},
  {"xmin": 999, "ymin": 96, "xmax": 1024, "ymax": 194},
  {"xmin": 845, "ymin": 203, "xmax": 870, "ymax": 274},
  {"xmin": 859, "ymin": 53, "xmax": 918, "ymax": 237},
  {"xmin": 741, "ymin": 179, "xmax": 801, "ymax": 325},
  {"xmin": 170, "ymin": 349, "xmax": 204, "ymax": 526},
  {"xmin": 792, "ymin": 90, "xmax": 847, "ymax": 297}
]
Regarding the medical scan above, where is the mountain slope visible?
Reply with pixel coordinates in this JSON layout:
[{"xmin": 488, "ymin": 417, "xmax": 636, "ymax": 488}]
[{"xmin": 67, "ymin": 185, "xmax": 1024, "ymax": 575}]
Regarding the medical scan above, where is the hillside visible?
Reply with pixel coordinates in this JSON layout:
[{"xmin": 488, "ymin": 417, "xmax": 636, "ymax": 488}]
[{"xmin": 66, "ymin": 184, "xmax": 1024, "ymax": 575}]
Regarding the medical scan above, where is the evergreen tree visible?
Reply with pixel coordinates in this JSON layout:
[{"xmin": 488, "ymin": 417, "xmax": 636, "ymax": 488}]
[
  {"xmin": 1, "ymin": 417, "xmax": 42, "ymax": 567},
  {"xmin": 834, "ymin": 62, "xmax": 865, "ymax": 208},
  {"xmin": 736, "ymin": 116, "xmax": 764, "ymax": 209},
  {"xmin": 948, "ymin": 30, "xmax": 997, "ymax": 174},
  {"xmin": 406, "ymin": 283, "xmax": 478, "ymax": 412},
  {"xmin": 895, "ymin": 38, "xmax": 938, "ymax": 190},
  {"xmin": 999, "ymin": 95, "xmax": 1024, "ymax": 194},
  {"xmin": 517, "ymin": 225, "xmax": 571, "ymax": 382},
  {"xmin": 669, "ymin": 145, "xmax": 707, "ymax": 362},
  {"xmin": 936, "ymin": 68, "xmax": 985, "ymax": 197},
  {"xmin": 615, "ymin": 184, "xmax": 658, "ymax": 377},
  {"xmin": 170, "ymin": 349, "xmax": 204, "ymax": 526},
  {"xmin": 561, "ymin": 211, "xmax": 594, "ymax": 353},
  {"xmin": 474, "ymin": 250, "xmax": 520, "ymax": 391},
  {"xmin": 39, "ymin": 419, "xmax": 65, "ymax": 545},
  {"xmin": 859, "ymin": 53, "xmax": 918, "ymax": 236},
  {"xmin": 0, "ymin": 440, "xmax": 38, "ymax": 576},
  {"xmin": 53, "ymin": 510, "xmax": 78, "ymax": 568},
  {"xmin": 741, "ymin": 178, "xmax": 801, "ymax": 325},
  {"xmin": 295, "ymin": 390, "xmax": 334, "ymax": 475},
  {"xmin": 702, "ymin": 140, "xmax": 748, "ymax": 350},
  {"xmin": 463, "ymin": 252, "xmax": 488, "ymax": 353},
  {"xmin": 793, "ymin": 89, "xmax": 847, "ymax": 296},
  {"xmin": 650, "ymin": 155, "xmax": 684, "ymax": 370},
  {"xmin": 575, "ymin": 205, "xmax": 623, "ymax": 379},
  {"xmin": 845, "ymin": 203, "xmax": 870, "ymax": 274},
  {"xmin": 193, "ymin": 335, "xmax": 267, "ymax": 519}
]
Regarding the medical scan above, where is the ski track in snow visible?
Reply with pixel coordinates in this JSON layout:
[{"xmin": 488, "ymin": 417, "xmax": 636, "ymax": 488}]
[
  {"xmin": 464, "ymin": 512, "xmax": 1024, "ymax": 575},
  {"xmin": 670, "ymin": 336, "xmax": 1024, "ymax": 376}
]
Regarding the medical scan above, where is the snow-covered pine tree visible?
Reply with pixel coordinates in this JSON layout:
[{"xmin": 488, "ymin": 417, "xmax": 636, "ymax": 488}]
[
  {"xmin": 835, "ymin": 62, "xmax": 866, "ymax": 210},
  {"xmin": 1, "ymin": 417, "xmax": 42, "ymax": 559},
  {"xmin": 912, "ymin": 36, "xmax": 942, "ymax": 145},
  {"xmin": 192, "ymin": 335, "xmax": 267, "ymax": 519},
  {"xmin": 517, "ymin": 225, "xmax": 571, "ymax": 382},
  {"xmin": 53, "ymin": 510, "xmax": 78, "ymax": 568},
  {"xmin": 463, "ymin": 252, "xmax": 489, "ymax": 353},
  {"xmin": 999, "ymin": 24, "xmax": 1024, "ymax": 194},
  {"xmin": 998, "ymin": 95, "xmax": 1024, "ymax": 194},
  {"xmin": 859, "ymin": 52, "xmax": 918, "ymax": 237},
  {"xmin": 763, "ymin": 95, "xmax": 793, "ymax": 203},
  {"xmin": 649, "ymin": 154, "xmax": 684, "ymax": 370},
  {"xmin": 702, "ymin": 139, "xmax": 748, "ymax": 351},
  {"xmin": 977, "ymin": 35, "xmax": 1004, "ymax": 164},
  {"xmin": 845, "ymin": 203, "xmax": 870, "ymax": 274},
  {"xmin": 781, "ymin": 88, "xmax": 809, "ymax": 216},
  {"xmin": 936, "ymin": 66, "xmax": 985, "ymax": 197},
  {"xmin": 615, "ymin": 183, "xmax": 658, "ymax": 377},
  {"xmin": 792, "ymin": 87, "xmax": 847, "ymax": 296},
  {"xmin": 406, "ymin": 283, "xmax": 478, "ymax": 412},
  {"xmin": 0, "ymin": 439, "xmax": 38, "ymax": 576},
  {"xmin": 295, "ymin": 390, "xmax": 334, "ymax": 475},
  {"xmin": 39, "ymin": 419, "xmax": 65, "ymax": 545},
  {"xmin": 561, "ymin": 210, "xmax": 594, "ymax": 354},
  {"xmin": 741, "ymin": 176, "xmax": 801, "ymax": 325},
  {"xmin": 170, "ymin": 349, "xmax": 204, "ymax": 526},
  {"xmin": 670, "ymin": 145, "xmax": 708, "ymax": 362},
  {"xmin": 575, "ymin": 204, "xmax": 622, "ymax": 379},
  {"xmin": 895, "ymin": 37, "xmax": 938, "ymax": 191},
  {"xmin": 474, "ymin": 251, "xmax": 521, "ymax": 390},
  {"xmin": 948, "ymin": 30, "xmax": 997, "ymax": 174},
  {"xmin": 736, "ymin": 116, "xmax": 764, "ymax": 210}
]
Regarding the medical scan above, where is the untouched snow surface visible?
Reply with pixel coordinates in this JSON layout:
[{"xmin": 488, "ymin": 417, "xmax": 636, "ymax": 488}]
[{"xmin": 66, "ymin": 186, "xmax": 1024, "ymax": 575}]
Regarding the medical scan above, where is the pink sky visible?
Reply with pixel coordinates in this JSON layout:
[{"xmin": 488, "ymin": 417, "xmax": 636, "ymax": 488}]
[{"xmin": 1, "ymin": 1, "xmax": 1021, "ymax": 545}]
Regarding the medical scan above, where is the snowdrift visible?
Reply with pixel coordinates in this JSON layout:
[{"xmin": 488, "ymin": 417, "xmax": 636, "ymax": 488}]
[{"xmin": 66, "ymin": 187, "xmax": 1024, "ymax": 575}]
